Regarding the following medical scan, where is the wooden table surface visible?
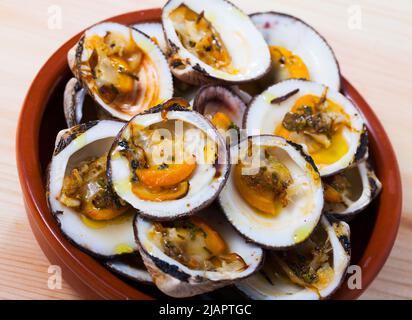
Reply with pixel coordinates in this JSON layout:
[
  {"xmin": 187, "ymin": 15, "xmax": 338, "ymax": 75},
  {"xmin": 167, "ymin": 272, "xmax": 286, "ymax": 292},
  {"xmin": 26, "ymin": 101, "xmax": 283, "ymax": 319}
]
[{"xmin": 1, "ymin": 0, "xmax": 411, "ymax": 299}]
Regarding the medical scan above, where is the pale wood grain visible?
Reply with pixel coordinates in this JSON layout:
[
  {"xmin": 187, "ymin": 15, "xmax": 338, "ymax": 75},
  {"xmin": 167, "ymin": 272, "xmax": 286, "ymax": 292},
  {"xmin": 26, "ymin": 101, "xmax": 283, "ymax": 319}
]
[{"xmin": 0, "ymin": 0, "xmax": 411, "ymax": 300}]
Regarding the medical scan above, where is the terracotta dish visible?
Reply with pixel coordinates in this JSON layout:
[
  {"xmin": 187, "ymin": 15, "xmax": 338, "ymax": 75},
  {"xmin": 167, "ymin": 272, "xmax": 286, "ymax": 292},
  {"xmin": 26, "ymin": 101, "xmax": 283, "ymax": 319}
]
[{"xmin": 16, "ymin": 8, "xmax": 402, "ymax": 299}]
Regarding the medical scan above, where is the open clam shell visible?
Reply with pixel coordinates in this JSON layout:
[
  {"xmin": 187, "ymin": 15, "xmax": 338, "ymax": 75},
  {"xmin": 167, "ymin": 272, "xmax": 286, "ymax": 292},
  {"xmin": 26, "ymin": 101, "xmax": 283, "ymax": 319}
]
[
  {"xmin": 219, "ymin": 135, "xmax": 324, "ymax": 249},
  {"xmin": 135, "ymin": 203, "xmax": 264, "ymax": 298},
  {"xmin": 47, "ymin": 120, "xmax": 137, "ymax": 258},
  {"xmin": 323, "ymin": 160, "xmax": 382, "ymax": 218},
  {"xmin": 236, "ymin": 216, "xmax": 350, "ymax": 300},
  {"xmin": 108, "ymin": 100, "xmax": 230, "ymax": 220},
  {"xmin": 69, "ymin": 22, "xmax": 173, "ymax": 121},
  {"xmin": 249, "ymin": 12, "xmax": 341, "ymax": 91},
  {"xmin": 193, "ymin": 85, "xmax": 249, "ymax": 146},
  {"xmin": 193, "ymin": 85, "xmax": 247, "ymax": 128},
  {"xmin": 162, "ymin": 0, "xmax": 271, "ymax": 85},
  {"xmin": 245, "ymin": 79, "xmax": 367, "ymax": 176}
]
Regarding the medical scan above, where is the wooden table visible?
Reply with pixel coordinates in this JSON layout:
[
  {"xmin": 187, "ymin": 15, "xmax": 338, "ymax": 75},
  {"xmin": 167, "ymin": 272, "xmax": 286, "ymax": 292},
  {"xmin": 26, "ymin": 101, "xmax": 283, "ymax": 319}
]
[{"xmin": 1, "ymin": 0, "xmax": 411, "ymax": 299}]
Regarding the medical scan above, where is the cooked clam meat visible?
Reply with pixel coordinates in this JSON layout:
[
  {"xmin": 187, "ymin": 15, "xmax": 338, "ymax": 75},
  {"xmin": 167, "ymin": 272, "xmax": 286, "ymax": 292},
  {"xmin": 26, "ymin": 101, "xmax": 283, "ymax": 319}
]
[
  {"xmin": 108, "ymin": 101, "xmax": 229, "ymax": 219},
  {"xmin": 149, "ymin": 216, "xmax": 247, "ymax": 272},
  {"xmin": 47, "ymin": 120, "xmax": 137, "ymax": 257},
  {"xmin": 323, "ymin": 161, "xmax": 382, "ymax": 217},
  {"xmin": 245, "ymin": 80, "xmax": 366, "ymax": 176},
  {"xmin": 116, "ymin": 119, "xmax": 213, "ymax": 202},
  {"xmin": 219, "ymin": 135, "xmax": 324, "ymax": 248},
  {"xmin": 169, "ymin": 4, "xmax": 235, "ymax": 74},
  {"xmin": 274, "ymin": 223, "xmax": 334, "ymax": 293},
  {"xmin": 135, "ymin": 203, "xmax": 263, "ymax": 297},
  {"xmin": 324, "ymin": 173, "xmax": 352, "ymax": 205},
  {"xmin": 268, "ymin": 46, "xmax": 310, "ymax": 83},
  {"xmin": 73, "ymin": 23, "xmax": 173, "ymax": 120},
  {"xmin": 59, "ymin": 154, "xmax": 129, "ymax": 221},
  {"xmin": 275, "ymin": 88, "xmax": 351, "ymax": 166},
  {"xmin": 234, "ymin": 150, "xmax": 293, "ymax": 215},
  {"xmin": 83, "ymin": 31, "xmax": 148, "ymax": 108},
  {"xmin": 210, "ymin": 112, "xmax": 236, "ymax": 131}
]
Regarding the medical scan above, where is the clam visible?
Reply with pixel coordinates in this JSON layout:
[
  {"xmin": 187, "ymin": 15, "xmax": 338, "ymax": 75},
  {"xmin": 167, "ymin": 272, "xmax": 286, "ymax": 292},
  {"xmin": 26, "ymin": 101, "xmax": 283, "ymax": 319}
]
[
  {"xmin": 193, "ymin": 85, "xmax": 247, "ymax": 128},
  {"xmin": 245, "ymin": 79, "xmax": 367, "ymax": 176},
  {"xmin": 162, "ymin": 0, "xmax": 271, "ymax": 85},
  {"xmin": 219, "ymin": 135, "xmax": 324, "ymax": 248},
  {"xmin": 47, "ymin": 120, "xmax": 137, "ymax": 257},
  {"xmin": 68, "ymin": 22, "xmax": 173, "ymax": 121},
  {"xmin": 193, "ymin": 85, "xmax": 248, "ymax": 145},
  {"xmin": 241, "ymin": 12, "xmax": 340, "ymax": 95},
  {"xmin": 323, "ymin": 160, "xmax": 382, "ymax": 218},
  {"xmin": 108, "ymin": 99, "xmax": 229, "ymax": 220},
  {"xmin": 135, "ymin": 203, "xmax": 264, "ymax": 297},
  {"xmin": 236, "ymin": 216, "xmax": 350, "ymax": 300}
]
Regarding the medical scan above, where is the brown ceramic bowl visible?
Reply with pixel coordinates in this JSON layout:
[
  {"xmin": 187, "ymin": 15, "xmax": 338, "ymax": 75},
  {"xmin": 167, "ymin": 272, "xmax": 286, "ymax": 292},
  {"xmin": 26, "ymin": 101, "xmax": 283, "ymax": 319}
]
[{"xmin": 16, "ymin": 8, "xmax": 402, "ymax": 300}]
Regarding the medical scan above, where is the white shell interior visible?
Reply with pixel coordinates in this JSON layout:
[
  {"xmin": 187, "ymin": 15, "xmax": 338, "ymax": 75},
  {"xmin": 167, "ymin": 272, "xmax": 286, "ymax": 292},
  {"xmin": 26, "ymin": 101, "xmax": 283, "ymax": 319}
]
[
  {"xmin": 79, "ymin": 22, "xmax": 173, "ymax": 120},
  {"xmin": 245, "ymin": 80, "xmax": 365, "ymax": 176},
  {"xmin": 219, "ymin": 135, "xmax": 324, "ymax": 248},
  {"xmin": 162, "ymin": 0, "xmax": 271, "ymax": 82},
  {"xmin": 48, "ymin": 121, "xmax": 137, "ymax": 257},
  {"xmin": 109, "ymin": 110, "xmax": 229, "ymax": 219},
  {"xmin": 251, "ymin": 12, "xmax": 340, "ymax": 90},
  {"xmin": 106, "ymin": 258, "xmax": 153, "ymax": 283},
  {"xmin": 236, "ymin": 216, "xmax": 350, "ymax": 299},
  {"xmin": 132, "ymin": 22, "xmax": 168, "ymax": 53},
  {"xmin": 136, "ymin": 205, "xmax": 263, "ymax": 282}
]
